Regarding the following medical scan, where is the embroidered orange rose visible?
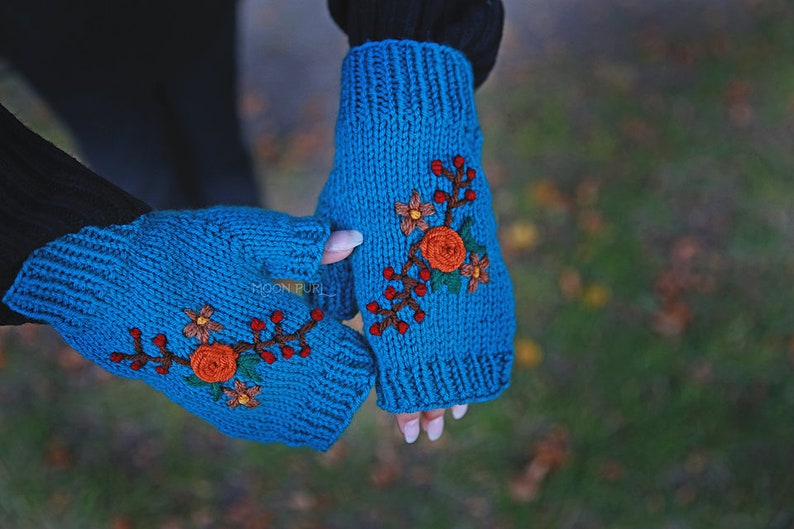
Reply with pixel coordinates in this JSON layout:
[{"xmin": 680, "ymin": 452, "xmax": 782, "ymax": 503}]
[
  {"xmin": 190, "ymin": 343, "xmax": 239, "ymax": 383},
  {"xmin": 419, "ymin": 226, "xmax": 466, "ymax": 272}
]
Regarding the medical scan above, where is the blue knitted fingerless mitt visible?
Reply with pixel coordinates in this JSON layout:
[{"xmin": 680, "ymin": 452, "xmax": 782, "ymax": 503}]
[
  {"xmin": 312, "ymin": 40, "xmax": 515, "ymax": 413},
  {"xmin": 4, "ymin": 207, "xmax": 375, "ymax": 450}
]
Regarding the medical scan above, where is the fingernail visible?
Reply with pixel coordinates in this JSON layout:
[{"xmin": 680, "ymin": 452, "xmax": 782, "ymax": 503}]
[
  {"xmin": 427, "ymin": 416, "xmax": 445, "ymax": 442},
  {"xmin": 403, "ymin": 419, "xmax": 420, "ymax": 444},
  {"xmin": 325, "ymin": 230, "xmax": 363, "ymax": 251},
  {"xmin": 451, "ymin": 404, "xmax": 468, "ymax": 420}
]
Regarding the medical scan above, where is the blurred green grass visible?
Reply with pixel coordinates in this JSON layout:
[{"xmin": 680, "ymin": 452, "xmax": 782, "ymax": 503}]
[{"xmin": 2, "ymin": 1, "xmax": 794, "ymax": 528}]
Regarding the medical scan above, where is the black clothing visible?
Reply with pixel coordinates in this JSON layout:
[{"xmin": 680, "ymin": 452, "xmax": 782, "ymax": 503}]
[{"xmin": 0, "ymin": 1, "xmax": 504, "ymax": 325}]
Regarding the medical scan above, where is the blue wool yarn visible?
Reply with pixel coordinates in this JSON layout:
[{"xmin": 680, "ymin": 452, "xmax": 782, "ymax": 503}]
[
  {"xmin": 4, "ymin": 206, "xmax": 375, "ymax": 451},
  {"xmin": 312, "ymin": 40, "xmax": 515, "ymax": 413}
]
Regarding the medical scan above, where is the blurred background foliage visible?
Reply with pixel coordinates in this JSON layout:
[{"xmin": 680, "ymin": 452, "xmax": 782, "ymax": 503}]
[{"xmin": 1, "ymin": 1, "xmax": 793, "ymax": 528}]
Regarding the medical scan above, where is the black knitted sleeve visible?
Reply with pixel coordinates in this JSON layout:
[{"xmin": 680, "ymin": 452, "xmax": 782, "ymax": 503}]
[
  {"xmin": 327, "ymin": 0, "xmax": 504, "ymax": 88},
  {"xmin": 0, "ymin": 103, "xmax": 152, "ymax": 325}
]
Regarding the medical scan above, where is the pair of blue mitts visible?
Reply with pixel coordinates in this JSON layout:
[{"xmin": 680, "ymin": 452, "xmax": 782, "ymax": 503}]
[{"xmin": 4, "ymin": 41, "xmax": 514, "ymax": 451}]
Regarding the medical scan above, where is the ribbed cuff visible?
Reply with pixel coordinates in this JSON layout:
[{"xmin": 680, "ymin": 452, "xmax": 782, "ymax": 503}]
[
  {"xmin": 375, "ymin": 349, "xmax": 513, "ymax": 413},
  {"xmin": 2, "ymin": 223, "xmax": 135, "ymax": 331},
  {"xmin": 339, "ymin": 40, "xmax": 477, "ymax": 127}
]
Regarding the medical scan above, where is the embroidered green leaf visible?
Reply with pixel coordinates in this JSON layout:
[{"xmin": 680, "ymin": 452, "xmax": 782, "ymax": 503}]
[
  {"xmin": 237, "ymin": 354, "xmax": 263, "ymax": 382},
  {"xmin": 459, "ymin": 216, "xmax": 486, "ymax": 254},
  {"xmin": 184, "ymin": 374, "xmax": 209, "ymax": 388},
  {"xmin": 210, "ymin": 382, "xmax": 223, "ymax": 402},
  {"xmin": 430, "ymin": 268, "xmax": 462, "ymax": 294},
  {"xmin": 238, "ymin": 355, "xmax": 259, "ymax": 368},
  {"xmin": 446, "ymin": 272, "xmax": 462, "ymax": 294}
]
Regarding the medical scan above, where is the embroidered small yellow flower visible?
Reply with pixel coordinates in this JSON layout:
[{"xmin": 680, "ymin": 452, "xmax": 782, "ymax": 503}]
[
  {"xmin": 459, "ymin": 253, "xmax": 490, "ymax": 292},
  {"xmin": 223, "ymin": 379, "xmax": 262, "ymax": 409},
  {"xmin": 395, "ymin": 190, "xmax": 436, "ymax": 236},
  {"xmin": 183, "ymin": 304, "xmax": 224, "ymax": 343}
]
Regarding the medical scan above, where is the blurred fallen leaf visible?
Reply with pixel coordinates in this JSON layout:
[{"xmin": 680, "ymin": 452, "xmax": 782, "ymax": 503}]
[
  {"xmin": 56, "ymin": 346, "xmax": 89, "ymax": 372},
  {"xmin": 530, "ymin": 179, "xmax": 570, "ymax": 210},
  {"xmin": 689, "ymin": 360, "xmax": 714, "ymax": 385},
  {"xmin": 559, "ymin": 268, "xmax": 583, "ymax": 299},
  {"xmin": 515, "ymin": 338, "xmax": 543, "ymax": 368},
  {"xmin": 674, "ymin": 483, "xmax": 698, "ymax": 506},
  {"xmin": 224, "ymin": 497, "xmax": 273, "ymax": 529},
  {"xmin": 575, "ymin": 177, "xmax": 600, "ymax": 207},
  {"xmin": 502, "ymin": 221, "xmax": 539, "ymax": 252},
  {"xmin": 370, "ymin": 410, "xmax": 402, "ymax": 488},
  {"xmin": 621, "ymin": 117, "xmax": 657, "ymax": 143},
  {"xmin": 583, "ymin": 283, "xmax": 612, "ymax": 309},
  {"xmin": 510, "ymin": 427, "xmax": 570, "ymax": 502},
  {"xmin": 652, "ymin": 300, "xmax": 692, "ymax": 337},
  {"xmin": 288, "ymin": 491, "xmax": 316, "ymax": 513},
  {"xmin": 45, "ymin": 438, "xmax": 73, "ymax": 469},
  {"xmin": 110, "ymin": 517, "xmax": 133, "ymax": 529},
  {"xmin": 578, "ymin": 210, "xmax": 607, "ymax": 236},
  {"xmin": 318, "ymin": 440, "xmax": 348, "ymax": 468},
  {"xmin": 599, "ymin": 459, "xmax": 624, "ymax": 482}
]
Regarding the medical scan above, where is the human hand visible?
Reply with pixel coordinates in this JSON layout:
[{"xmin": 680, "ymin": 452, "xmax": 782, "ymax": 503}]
[
  {"xmin": 311, "ymin": 41, "xmax": 515, "ymax": 424},
  {"xmin": 4, "ymin": 206, "xmax": 375, "ymax": 451}
]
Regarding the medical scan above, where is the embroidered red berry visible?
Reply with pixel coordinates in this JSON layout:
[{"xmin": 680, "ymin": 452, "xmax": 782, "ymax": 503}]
[
  {"xmin": 281, "ymin": 345, "xmax": 295, "ymax": 359},
  {"xmin": 467, "ymin": 168, "xmax": 476, "ymax": 180},
  {"xmin": 110, "ymin": 352, "xmax": 123, "ymax": 363},
  {"xmin": 419, "ymin": 268, "xmax": 431, "ymax": 281},
  {"xmin": 299, "ymin": 346, "xmax": 311, "ymax": 358},
  {"xmin": 369, "ymin": 323, "xmax": 382, "ymax": 336},
  {"xmin": 130, "ymin": 360, "xmax": 143, "ymax": 371},
  {"xmin": 414, "ymin": 311, "xmax": 426, "ymax": 323},
  {"xmin": 129, "ymin": 328, "xmax": 142, "ymax": 340},
  {"xmin": 464, "ymin": 189, "xmax": 476, "ymax": 201},
  {"xmin": 384, "ymin": 286, "xmax": 397, "ymax": 300},
  {"xmin": 397, "ymin": 321, "xmax": 409, "ymax": 334},
  {"xmin": 310, "ymin": 308, "xmax": 324, "ymax": 321},
  {"xmin": 155, "ymin": 366, "xmax": 169, "ymax": 375},
  {"xmin": 366, "ymin": 301, "xmax": 380, "ymax": 313},
  {"xmin": 383, "ymin": 266, "xmax": 395, "ymax": 280},
  {"xmin": 414, "ymin": 284, "xmax": 427, "ymax": 297},
  {"xmin": 152, "ymin": 334, "xmax": 166, "ymax": 347},
  {"xmin": 431, "ymin": 160, "xmax": 443, "ymax": 175},
  {"xmin": 261, "ymin": 351, "xmax": 277, "ymax": 364},
  {"xmin": 433, "ymin": 190, "xmax": 447, "ymax": 203},
  {"xmin": 453, "ymin": 155, "xmax": 465, "ymax": 168},
  {"xmin": 250, "ymin": 318, "xmax": 265, "ymax": 332},
  {"xmin": 270, "ymin": 310, "xmax": 283, "ymax": 324}
]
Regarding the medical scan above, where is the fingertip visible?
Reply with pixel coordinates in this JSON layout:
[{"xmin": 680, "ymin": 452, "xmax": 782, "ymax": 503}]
[
  {"xmin": 321, "ymin": 230, "xmax": 363, "ymax": 264},
  {"xmin": 451, "ymin": 404, "xmax": 469, "ymax": 420},
  {"xmin": 321, "ymin": 248, "xmax": 353, "ymax": 264}
]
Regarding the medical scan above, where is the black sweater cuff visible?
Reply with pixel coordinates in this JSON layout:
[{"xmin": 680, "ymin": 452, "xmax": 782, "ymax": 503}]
[
  {"xmin": 0, "ymin": 103, "xmax": 152, "ymax": 325},
  {"xmin": 327, "ymin": 0, "xmax": 504, "ymax": 88}
]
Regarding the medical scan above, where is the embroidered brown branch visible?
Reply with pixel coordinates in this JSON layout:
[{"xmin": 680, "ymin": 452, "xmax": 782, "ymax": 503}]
[
  {"xmin": 109, "ymin": 304, "xmax": 325, "ymax": 408},
  {"xmin": 110, "ymin": 328, "xmax": 191, "ymax": 375},
  {"xmin": 368, "ymin": 156, "xmax": 489, "ymax": 336},
  {"xmin": 233, "ymin": 308, "xmax": 325, "ymax": 363}
]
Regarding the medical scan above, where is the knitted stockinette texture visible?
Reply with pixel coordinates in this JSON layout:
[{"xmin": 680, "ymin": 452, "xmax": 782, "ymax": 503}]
[
  {"xmin": 311, "ymin": 40, "xmax": 515, "ymax": 413},
  {"xmin": 3, "ymin": 206, "xmax": 375, "ymax": 451}
]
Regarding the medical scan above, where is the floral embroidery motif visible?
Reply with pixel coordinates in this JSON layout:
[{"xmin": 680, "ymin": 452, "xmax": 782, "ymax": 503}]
[
  {"xmin": 459, "ymin": 253, "xmax": 490, "ymax": 293},
  {"xmin": 183, "ymin": 305, "xmax": 224, "ymax": 344},
  {"xmin": 394, "ymin": 189, "xmax": 436, "ymax": 235},
  {"xmin": 223, "ymin": 379, "xmax": 262, "ymax": 409},
  {"xmin": 367, "ymin": 156, "xmax": 489, "ymax": 336},
  {"xmin": 109, "ymin": 304, "xmax": 324, "ymax": 408}
]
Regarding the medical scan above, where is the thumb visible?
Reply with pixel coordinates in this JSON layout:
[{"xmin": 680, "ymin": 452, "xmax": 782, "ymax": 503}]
[
  {"xmin": 196, "ymin": 206, "xmax": 333, "ymax": 282},
  {"xmin": 322, "ymin": 230, "xmax": 364, "ymax": 264}
]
